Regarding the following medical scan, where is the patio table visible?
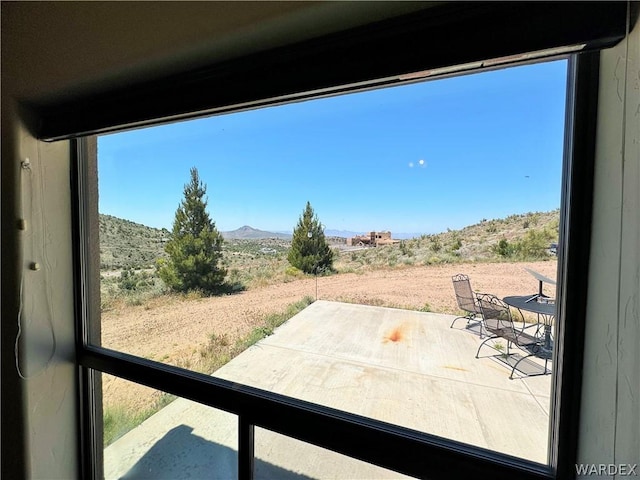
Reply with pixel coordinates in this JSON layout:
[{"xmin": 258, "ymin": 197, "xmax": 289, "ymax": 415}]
[
  {"xmin": 523, "ymin": 267, "xmax": 557, "ymax": 303},
  {"xmin": 503, "ymin": 295, "xmax": 555, "ymax": 351}
]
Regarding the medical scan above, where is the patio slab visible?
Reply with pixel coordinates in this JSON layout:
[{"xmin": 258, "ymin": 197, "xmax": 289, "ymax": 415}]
[{"xmin": 105, "ymin": 300, "xmax": 552, "ymax": 478}]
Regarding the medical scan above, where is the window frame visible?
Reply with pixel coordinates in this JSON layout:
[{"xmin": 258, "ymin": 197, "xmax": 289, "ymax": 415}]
[
  {"xmin": 34, "ymin": 2, "xmax": 628, "ymax": 141},
  {"xmin": 71, "ymin": 50, "xmax": 600, "ymax": 480}
]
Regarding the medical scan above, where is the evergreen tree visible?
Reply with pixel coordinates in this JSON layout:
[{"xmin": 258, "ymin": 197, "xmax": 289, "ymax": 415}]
[
  {"xmin": 288, "ymin": 201, "xmax": 334, "ymax": 274},
  {"xmin": 157, "ymin": 167, "xmax": 226, "ymax": 293}
]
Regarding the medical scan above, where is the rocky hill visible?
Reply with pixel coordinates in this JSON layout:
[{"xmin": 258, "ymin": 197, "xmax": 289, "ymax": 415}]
[
  {"xmin": 99, "ymin": 209, "xmax": 560, "ymax": 271},
  {"xmin": 99, "ymin": 214, "xmax": 169, "ymax": 270}
]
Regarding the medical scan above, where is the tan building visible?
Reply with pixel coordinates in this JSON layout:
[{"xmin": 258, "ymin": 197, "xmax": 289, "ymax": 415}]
[{"xmin": 347, "ymin": 231, "xmax": 399, "ymax": 247}]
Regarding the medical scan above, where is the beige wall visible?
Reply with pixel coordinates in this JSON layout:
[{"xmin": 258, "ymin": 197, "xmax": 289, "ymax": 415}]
[
  {"xmin": 2, "ymin": 88, "xmax": 78, "ymax": 480},
  {"xmin": 579, "ymin": 18, "xmax": 640, "ymax": 468}
]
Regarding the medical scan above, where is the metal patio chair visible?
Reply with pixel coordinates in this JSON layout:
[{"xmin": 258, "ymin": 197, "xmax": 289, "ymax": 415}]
[
  {"xmin": 475, "ymin": 293, "xmax": 549, "ymax": 379},
  {"xmin": 450, "ymin": 274, "xmax": 484, "ymax": 337}
]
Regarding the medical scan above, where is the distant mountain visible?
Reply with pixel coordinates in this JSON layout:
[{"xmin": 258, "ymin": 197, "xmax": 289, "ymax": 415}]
[{"xmin": 222, "ymin": 225, "xmax": 292, "ymax": 240}]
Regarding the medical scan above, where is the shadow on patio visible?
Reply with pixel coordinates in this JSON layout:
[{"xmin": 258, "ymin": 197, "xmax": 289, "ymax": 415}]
[{"xmin": 116, "ymin": 424, "xmax": 313, "ymax": 480}]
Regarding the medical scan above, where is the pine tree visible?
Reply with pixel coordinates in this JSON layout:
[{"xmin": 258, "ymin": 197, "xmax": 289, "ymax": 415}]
[
  {"xmin": 288, "ymin": 201, "xmax": 334, "ymax": 274},
  {"xmin": 157, "ymin": 167, "xmax": 226, "ymax": 293}
]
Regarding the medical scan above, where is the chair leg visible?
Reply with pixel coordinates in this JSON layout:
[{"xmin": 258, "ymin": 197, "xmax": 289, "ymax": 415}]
[
  {"xmin": 509, "ymin": 345, "xmax": 532, "ymax": 379},
  {"xmin": 509, "ymin": 351, "xmax": 552, "ymax": 379},
  {"xmin": 450, "ymin": 316, "xmax": 467, "ymax": 329},
  {"xmin": 450, "ymin": 313, "xmax": 475, "ymax": 329},
  {"xmin": 451, "ymin": 314, "xmax": 483, "ymax": 338},
  {"xmin": 476, "ymin": 335, "xmax": 498, "ymax": 358}
]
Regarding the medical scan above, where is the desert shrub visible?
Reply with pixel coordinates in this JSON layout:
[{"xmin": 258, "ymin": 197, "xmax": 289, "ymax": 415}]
[
  {"xmin": 424, "ymin": 256, "xmax": 437, "ymax": 265},
  {"xmin": 382, "ymin": 252, "xmax": 394, "ymax": 266},
  {"xmin": 514, "ymin": 228, "xmax": 554, "ymax": 259},
  {"xmin": 184, "ymin": 289, "xmax": 205, "ymax": 301},
  {"xmin": 493, "ymin": 228, "xmax": 554, "ymax": 260},
  {"xmin": 339, "ymin": 266, "xmax": 358, "ymax": 274},
  {"xmin": 286, "ymin": 265, "xmax": 301, "ymax": 275},
  {"xmin": 494, "ymin": 238, "xmax": 515, "ymax": 257},
  {"xmin": 430, "ymin": 236, "xmax": 442, "ymax": 252},
  {"xmin": 399, "ymin": 240, "xmax": 413, "ymax": 256},
  {"xmin": 419, "ymin": 303, "xmax": 432, "ymax": 312},
  {"xmin": 118, "ymin": 268, "xmax": 153, "ymax": 292}
]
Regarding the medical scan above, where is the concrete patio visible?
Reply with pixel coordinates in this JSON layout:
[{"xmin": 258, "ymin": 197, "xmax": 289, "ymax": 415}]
[{"xmin": 105, "ymin": 300, "xmax": 552, "ymax": 479}]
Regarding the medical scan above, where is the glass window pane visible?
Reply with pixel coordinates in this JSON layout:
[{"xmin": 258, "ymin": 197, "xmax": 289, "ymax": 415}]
[
  {"xmin": 96, "ymin": 59, "xmax": 566, "ymax": 464},
  {"xmin": 254, "ymin": 427, "xmax": 416, "ymax": 479},
  {"xmin": 102, "ymin": 373, "xmax": 238, "ymax": 479}
]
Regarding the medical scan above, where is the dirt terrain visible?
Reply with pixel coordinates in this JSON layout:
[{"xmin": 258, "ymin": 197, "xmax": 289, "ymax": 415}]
[{"xmin": 101, "ymin": 260, "xmax": 557, "ymax": 410}]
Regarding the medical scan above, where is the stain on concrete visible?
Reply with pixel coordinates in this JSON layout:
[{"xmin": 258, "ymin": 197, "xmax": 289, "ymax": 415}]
[{"xmin": 383, "ymin": 324, "xmax": 406, "ymax": 343}]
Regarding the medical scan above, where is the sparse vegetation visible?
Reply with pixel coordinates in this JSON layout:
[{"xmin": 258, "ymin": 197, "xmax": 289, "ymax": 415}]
[
  {"xmin": 100, "ymin": 209, "xmax": 560, "ymax": 311},
  {"xmin": 104, "ymin": 392, "xmax": 176, "ymax": 446},
  {"xmin": 99, "ymin": 214, "xmax": 168, "ymax": 270},
  {"xmin": 494, "ymin": 238, "xmax": 515, "ymax": 258},
  {"xmin": 430, "ymin": 235, "xmax": 442, "ymax": 252},
  {"xmin": 333, "ymin": 210, "xmax": 558, "ymax": 273},
  {"xmin": 192, "ymin": 296, "xmax": 314, "ymax": 374},
  {"xmin": 492, "ymin": 226, "xmax": 556, "ymax": 260},
  {"xmin": 118, "ymin": 268, "xmax": 154, "ymax": 292},
  {"xmin": 336, "ymin": 296, "xmax": 438, "ymax": 314},
  {"xmin": 103, "ymin": 297, "xmax": 314, "ymax": 445}
]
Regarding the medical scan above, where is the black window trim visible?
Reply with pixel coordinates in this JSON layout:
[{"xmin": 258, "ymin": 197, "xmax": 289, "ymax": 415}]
[{"xmin": 71, "ymin": 49, "xmax": 600, "ymax": 480}]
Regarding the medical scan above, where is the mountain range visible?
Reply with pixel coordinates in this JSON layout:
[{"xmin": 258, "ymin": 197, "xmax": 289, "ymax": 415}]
[{"xmin": 222, "ymin": 225, "xmax": 291, "ymax": 240}]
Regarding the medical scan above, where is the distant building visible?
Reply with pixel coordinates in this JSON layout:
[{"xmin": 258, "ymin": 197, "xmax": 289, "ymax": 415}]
[{"xmin": 346, "ymin": 231, "xmax": 400, "ymax": 247}]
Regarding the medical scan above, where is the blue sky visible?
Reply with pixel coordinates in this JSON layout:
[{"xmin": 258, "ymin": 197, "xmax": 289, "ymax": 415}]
[{"xmin": 98, "ymin": 59, "xmax": 567, "ymax": 235}]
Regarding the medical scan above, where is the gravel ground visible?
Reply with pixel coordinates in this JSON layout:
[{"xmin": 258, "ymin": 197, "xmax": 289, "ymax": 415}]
[{"xmin": 101, "ymin": 260, "xmax": 557, "ymax": 410}]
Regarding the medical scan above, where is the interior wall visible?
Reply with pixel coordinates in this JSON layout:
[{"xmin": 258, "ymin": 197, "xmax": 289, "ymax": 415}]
[
  {"xmin": 579, "ymin": 15, "xmax": 640, "ymax": 469},
  {"xmin": 1, "ymin": 96, "xmax": 29, "ymax": 480},
  {"xmin": 1, "ymin": 106, "xmax": 78, "ymax": 479},
  {"xmin": 1, "ymin": 88, "xmax": 78, "ymax": 480},
  {"xmin": 2, "ymin": 3, "xmax": 79, "ymax": 475}
]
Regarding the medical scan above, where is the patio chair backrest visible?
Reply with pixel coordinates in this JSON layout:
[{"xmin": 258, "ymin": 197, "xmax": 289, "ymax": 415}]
[
  {"xmin": 452, "ymin": 274, "xmax": 480, "ymax": 315},
  {"xmin": 475, "ymin": 293, "xmax": 515, "ymax": 335}
]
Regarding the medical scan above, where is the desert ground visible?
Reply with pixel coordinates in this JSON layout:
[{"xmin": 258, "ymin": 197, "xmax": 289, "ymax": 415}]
[{"xmin": 101, "ymin": 260, "xmax": 557, "ymax": 412}]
